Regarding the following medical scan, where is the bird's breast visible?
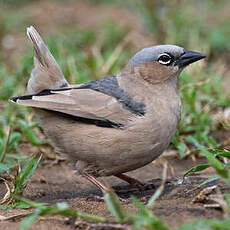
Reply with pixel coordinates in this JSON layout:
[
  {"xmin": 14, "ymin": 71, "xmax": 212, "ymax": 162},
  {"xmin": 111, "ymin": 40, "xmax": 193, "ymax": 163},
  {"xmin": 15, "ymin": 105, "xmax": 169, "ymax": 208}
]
[{"xmin": 129, "ymin": 92, "xmax": 181, "ymax": 153}]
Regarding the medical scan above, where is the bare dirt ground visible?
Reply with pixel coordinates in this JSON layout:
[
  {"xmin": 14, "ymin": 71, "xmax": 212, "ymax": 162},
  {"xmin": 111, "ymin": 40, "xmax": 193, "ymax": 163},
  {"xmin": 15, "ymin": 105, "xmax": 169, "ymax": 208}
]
[{"xmin": 0, "ymin": 156, "xmax": 227, "ymax": 229}]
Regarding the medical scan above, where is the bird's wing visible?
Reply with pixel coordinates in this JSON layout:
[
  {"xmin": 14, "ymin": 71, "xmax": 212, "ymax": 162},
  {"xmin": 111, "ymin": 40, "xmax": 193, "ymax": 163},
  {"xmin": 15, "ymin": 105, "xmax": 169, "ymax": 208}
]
[{"xmin": 10, "ymin": 86, "xmax": 136, "ymax": 126}]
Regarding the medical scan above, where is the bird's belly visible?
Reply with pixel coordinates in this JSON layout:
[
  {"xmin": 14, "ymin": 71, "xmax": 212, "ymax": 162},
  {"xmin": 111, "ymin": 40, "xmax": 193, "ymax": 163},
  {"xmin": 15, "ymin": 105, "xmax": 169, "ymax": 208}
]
[{"xmin": 37, "ymin": 108, "xmax": 180, "ymax": 176}]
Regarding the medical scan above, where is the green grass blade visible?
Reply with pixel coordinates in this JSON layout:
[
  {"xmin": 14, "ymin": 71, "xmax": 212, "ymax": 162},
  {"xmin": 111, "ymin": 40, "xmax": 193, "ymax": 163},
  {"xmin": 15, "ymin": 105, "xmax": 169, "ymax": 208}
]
[
  {"xmin": 0, "ymin": 162, "xmax": 21, "ymax": 174},
  {"xmin": 198, "ymin": 175, "xmax": 219, "ymax": 188},
  {"xmin": 213, "ymin": 149, "xmax": 230, "ymax": 158},
  {"xmin": 17, "ymin": 120, "xmax": 42, "ymax": 146},
  {"xmin": 13, "ymin": 155, "xmax": 41, "ymax": 196},
  {"xmin": 19, "ymin": 211, "xmax": 40, "ymax": 230},
  {"xmin": 131, "ymin": 196, "xmax": 150, "ymax": 216},
  {"xmin": 104, "ymin": 191, "xmax": 127, "ymax": 222},
  {"xmin": 16, "ymin": 197, "xmax": 105, "ymax": 230},
  {"xmin": 179, "ymin": 164, "xmax": 210, "ymax": 184},
  {"xmin": 202, "ymin": 148, "xmax": 229, "ymax": 179}
]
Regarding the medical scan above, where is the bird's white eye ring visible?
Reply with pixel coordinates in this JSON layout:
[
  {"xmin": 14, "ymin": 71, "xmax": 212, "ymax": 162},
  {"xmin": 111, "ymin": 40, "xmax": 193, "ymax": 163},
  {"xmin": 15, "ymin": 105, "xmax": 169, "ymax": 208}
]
[{"xmin": 157, "ymin": 53, "xmax": 172, "ymax": 65}]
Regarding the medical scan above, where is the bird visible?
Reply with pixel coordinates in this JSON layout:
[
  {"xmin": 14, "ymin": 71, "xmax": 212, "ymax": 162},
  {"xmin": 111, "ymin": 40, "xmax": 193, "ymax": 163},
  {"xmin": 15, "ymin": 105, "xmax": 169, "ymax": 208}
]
[{"xmin": 10, "ymin": 26, "xmax": 205, "ymax": 195}]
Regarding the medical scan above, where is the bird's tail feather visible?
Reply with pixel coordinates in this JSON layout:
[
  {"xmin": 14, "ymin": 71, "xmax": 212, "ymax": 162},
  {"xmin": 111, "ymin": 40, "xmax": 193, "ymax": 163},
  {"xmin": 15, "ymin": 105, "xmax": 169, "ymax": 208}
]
[{"xmin": 26, "ymin": 26, "xmax": 69, "ymax": 94}]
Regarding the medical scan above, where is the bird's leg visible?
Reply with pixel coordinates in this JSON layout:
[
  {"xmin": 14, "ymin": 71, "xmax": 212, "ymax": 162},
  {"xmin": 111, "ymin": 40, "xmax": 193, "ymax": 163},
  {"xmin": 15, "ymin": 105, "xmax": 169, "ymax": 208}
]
[
  {"xmin": 82, "ymin": 173, "xmax": 109, "ymax": 193},
  {"xmin": 115, "ymin": 173, "xmax": 144, "ymax": 189},
  {"xmin": 115, "ymin": 173, "xmax": 154, "ymax": 191},
  {"xmin": 82, "ymin": 173, "xmax": 128, "ymax": 203}
]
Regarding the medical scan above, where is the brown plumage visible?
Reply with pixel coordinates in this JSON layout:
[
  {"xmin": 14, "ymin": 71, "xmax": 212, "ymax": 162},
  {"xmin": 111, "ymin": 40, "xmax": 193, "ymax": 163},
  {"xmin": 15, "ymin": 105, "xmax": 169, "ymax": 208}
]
[{"xmin": 10, "ymin": 26, "xmax": 205, "ymax": 194}]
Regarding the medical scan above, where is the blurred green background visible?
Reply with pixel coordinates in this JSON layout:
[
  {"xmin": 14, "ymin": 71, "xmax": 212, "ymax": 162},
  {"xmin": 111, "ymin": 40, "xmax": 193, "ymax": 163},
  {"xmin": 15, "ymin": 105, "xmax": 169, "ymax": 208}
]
[{"xmin": 0, "ymin": 0, "xmax": 230, "ymax": 168}]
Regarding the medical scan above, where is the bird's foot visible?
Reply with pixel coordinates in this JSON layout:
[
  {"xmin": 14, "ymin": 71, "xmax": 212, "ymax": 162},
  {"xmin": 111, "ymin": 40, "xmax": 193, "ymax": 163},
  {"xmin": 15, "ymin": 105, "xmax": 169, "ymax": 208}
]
[
  {"xmin": 82, "ymin": 173, "xmax": 130, "ymax": 203},
  {"xmin": 115, "ymin": 173, "xmax": 155, "ymax": 191},
  {"xmin": 86, "ymin": 195, "xmax": 105, "ymax": 202},
  {"xmin": 86, "ymin": 194, "xmax": 130, "ymax": 204}
]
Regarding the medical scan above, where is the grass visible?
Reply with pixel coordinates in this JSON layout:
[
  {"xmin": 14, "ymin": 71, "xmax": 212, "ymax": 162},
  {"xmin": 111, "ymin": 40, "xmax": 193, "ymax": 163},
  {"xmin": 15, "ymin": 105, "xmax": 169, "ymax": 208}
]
[{"xmin": 0, "ymin": 0, "xmax": 230, "ymax": 229}]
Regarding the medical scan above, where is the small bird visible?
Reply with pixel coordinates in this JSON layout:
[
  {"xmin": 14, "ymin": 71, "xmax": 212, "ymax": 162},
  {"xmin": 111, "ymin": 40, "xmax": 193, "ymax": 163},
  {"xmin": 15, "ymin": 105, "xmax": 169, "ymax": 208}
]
[{"xmin": 10, "ymin": 26, "xmax": 205, "ymax": 194}]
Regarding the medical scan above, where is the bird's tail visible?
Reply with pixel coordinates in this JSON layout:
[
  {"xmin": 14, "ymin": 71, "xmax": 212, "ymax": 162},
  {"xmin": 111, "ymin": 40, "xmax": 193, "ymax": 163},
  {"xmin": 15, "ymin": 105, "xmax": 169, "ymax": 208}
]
[{"xmin": 26, "ymin": 26, "xmax": 69, "ymax": 94}]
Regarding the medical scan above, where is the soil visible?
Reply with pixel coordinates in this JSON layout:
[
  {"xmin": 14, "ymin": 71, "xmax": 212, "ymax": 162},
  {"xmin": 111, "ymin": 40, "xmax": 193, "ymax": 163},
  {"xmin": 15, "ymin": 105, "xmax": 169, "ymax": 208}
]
[{"xmin": 0, "ymin": 155, "xmax": 228, "ymax": 230}]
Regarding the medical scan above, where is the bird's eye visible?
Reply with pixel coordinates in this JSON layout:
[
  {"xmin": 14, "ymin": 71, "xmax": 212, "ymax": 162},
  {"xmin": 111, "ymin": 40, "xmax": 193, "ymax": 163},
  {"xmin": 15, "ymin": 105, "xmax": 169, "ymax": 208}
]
[{"xmin": 157, "ymin": 54, "xmax": 172, "ymax": 65}]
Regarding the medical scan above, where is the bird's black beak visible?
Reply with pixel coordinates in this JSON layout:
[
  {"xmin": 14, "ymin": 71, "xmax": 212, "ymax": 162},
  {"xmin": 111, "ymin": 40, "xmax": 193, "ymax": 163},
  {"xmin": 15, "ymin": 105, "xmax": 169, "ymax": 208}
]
[{"xmin": 178, "ymin": 50, "xmax": 206, "ymax": 68}]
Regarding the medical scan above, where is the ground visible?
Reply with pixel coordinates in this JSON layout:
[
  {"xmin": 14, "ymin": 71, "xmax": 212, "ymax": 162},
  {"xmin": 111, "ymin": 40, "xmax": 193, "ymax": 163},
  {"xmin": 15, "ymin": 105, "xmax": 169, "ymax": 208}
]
[{"xmin": 0, "ymin": 156, "xmax": 226, "ymax": 229}]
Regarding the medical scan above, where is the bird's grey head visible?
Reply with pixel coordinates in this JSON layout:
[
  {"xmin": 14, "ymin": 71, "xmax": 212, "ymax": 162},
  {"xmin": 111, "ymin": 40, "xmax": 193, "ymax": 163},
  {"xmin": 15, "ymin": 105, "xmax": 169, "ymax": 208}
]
[
  {"xmin": 127, "ymin": 45, "xmax": 205, "ymax": 84},
  {"xmin": 129, "ymin": 45, "xmax": 205, "ymax": 68}
]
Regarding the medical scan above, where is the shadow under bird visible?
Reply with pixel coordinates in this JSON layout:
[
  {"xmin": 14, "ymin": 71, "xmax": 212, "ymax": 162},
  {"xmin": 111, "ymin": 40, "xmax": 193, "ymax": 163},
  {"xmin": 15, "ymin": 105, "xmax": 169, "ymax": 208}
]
[{"xmin": 10, "ymin": 26, "xmax": 205, "ymax": 195}]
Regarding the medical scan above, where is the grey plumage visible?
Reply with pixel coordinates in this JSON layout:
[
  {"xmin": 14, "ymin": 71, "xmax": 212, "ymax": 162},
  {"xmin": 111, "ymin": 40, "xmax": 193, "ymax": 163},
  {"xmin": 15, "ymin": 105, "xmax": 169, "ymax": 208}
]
[
  {"xmin": 10, "ymin": 26, "xmax": 205, "ymax": 191},
  {"xmin": 77, "ymin": 76, "xmax": 146, "ymax": 116},
  {"xmin": 129, "ymin": 45, "xmax": 184, "ymax": 66}
]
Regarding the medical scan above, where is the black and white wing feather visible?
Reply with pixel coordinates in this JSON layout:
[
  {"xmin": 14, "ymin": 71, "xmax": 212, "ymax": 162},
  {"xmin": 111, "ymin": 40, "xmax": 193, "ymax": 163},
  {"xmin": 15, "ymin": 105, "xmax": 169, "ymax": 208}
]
[{"xmin": 10, "ymin": 77, "xmax": 146, "ymax": 127}]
